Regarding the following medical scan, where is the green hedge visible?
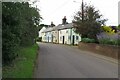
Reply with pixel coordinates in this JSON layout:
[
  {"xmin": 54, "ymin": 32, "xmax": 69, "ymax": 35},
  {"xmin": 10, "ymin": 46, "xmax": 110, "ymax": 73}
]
[
  {"xmin": 99, "ymin": 39, "xmax": 120, "ymax": 46},
  {"xmin": 36, "ymin": 37, "xmax": 42, "ymax": 42},
  {"xmin": 81, "ymin": 38, "xmax": 96, "ymax": 43},
  {"xmin": 3, "ymin": 44, "xmax": 38, "ymax": 78}
]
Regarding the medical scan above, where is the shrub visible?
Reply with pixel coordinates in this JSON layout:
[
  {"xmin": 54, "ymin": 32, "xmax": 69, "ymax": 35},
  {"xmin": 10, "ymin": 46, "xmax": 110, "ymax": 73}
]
[
  {"xmin": 81, "ymin": 38, "xmax": 96, "ymax": 43},
  {"xmin": 36, "ymin": 37, "xmax": 42, "ymax": 42},
  {"xmin": 99, "ymin": 38, "xmax": 120, "ymax": 46}
]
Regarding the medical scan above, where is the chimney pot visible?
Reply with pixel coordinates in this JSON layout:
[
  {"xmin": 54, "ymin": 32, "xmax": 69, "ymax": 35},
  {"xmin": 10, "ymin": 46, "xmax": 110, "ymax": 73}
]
[{"xmin": 62, "ymin": 16, "xmax": 67, "ymax": 24}]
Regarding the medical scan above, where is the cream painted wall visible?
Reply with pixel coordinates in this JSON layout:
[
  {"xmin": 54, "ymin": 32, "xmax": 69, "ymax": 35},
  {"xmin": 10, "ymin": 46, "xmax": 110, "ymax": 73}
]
[
  {"xmin": 52, "ymin": 30, "xmax": 59, "ymax": 43},
  {"xmin": 39, "ymin": 27, "xmax": 46, "ymax": 37},
  {"xmin": 59, "ymin": 29, "xmax": 67, "ymax": 44},
  {"xmin": 58, "ymin": 28, "xmax": 81, "ymax": 45},
  {"xmin": 42, "ymin": 27, "xmax": 81, "ymax": 44},
  {"xmin": 71, "ymin": 28, "xmax": 81, "ymax": 44},
  {"xmin": 41, "ymin": 32, "xmax": 46, "ymax": 42}
]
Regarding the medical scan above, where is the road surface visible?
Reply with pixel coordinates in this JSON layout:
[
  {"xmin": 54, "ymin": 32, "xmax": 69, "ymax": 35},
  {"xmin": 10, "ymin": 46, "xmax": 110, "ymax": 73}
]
[{"xmin": 34, "ymin": 42, "xmax": 118, "ymax": 78}]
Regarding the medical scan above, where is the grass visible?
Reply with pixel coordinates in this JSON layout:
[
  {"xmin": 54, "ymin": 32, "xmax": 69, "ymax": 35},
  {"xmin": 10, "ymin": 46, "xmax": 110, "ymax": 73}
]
[{"xmin": 3, "ymin": 44, "xmax": 38, "ymax": 78}]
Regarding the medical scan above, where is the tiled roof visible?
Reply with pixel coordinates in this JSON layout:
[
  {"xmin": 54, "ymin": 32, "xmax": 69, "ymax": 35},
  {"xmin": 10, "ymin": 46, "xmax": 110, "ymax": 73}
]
[
  {"xmin": 42, "ymin": 23, "xmax": 73, "ymax": 33},
  {"xmin": 54, "ymin": 23, "xmax": 73, "ymax": 30},
  {"xmin": 42, "ymin": 27, "xmax": 53, "ymax": 32}
]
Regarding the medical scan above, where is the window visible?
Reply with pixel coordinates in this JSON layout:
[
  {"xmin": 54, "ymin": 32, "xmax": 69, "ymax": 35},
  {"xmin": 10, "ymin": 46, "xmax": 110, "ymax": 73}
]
[
  {"xmin": 68, "ymin": 36, "xmax": 71, "ymax": 40},
  {"xmin": 60, "ymin": 36, "xmax": 62, "ymax": 41},
  {"xmin": 76, "ymin": 36, "xmax": 79, "ymax": 40},
  {"xmin": 66, "ymin": 30, "xmax": 68, "ymax": 33}
]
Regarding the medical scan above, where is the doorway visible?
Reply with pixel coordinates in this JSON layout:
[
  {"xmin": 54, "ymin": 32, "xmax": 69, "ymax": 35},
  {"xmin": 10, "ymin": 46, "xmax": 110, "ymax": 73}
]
[
  {"xmin": 72, "ymin": 35, "xmax": 75, "ymax": 45},
  {"xmin": 63, "ymin": 36, "xmax": 65, "ymax": 44}
]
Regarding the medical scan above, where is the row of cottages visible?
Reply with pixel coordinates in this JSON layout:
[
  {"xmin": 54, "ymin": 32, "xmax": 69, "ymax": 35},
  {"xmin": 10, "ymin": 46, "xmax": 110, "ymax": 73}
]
[{"xmin": 41, "ymin": 17, "xmax": 81, "ymax": 45}]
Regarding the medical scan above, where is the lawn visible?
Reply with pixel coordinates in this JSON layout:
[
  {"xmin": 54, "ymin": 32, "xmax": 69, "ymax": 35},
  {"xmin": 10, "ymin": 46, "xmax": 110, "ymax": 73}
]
[{"xmin": 3, "ymin": 44, "xmax": 38, "ymax": 78}]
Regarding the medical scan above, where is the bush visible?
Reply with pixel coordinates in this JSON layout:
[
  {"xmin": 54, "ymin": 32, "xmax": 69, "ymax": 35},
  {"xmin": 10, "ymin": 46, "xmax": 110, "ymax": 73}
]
[
  {"xmin": 81, "ymin": 38, "xmax": 96, "ymax": 43},
  {"xmin": 2, "ymin": 2, "xmax": 41, "ymax": 65},
  {"xmin": 36, "ymin": 37, "xmax": 42, "ymax": 42},
  {"xmin": 99, "ymin": 38, "xmax": 120, "ymax": 46}
]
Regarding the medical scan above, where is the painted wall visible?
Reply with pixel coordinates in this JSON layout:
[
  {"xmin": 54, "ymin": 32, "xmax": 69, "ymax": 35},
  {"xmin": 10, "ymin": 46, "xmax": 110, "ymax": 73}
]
[
  {"xmin": 71, "ymin": 28, "xmax": 81, "ymax": 45},
  {"xmin": 42, "ymin": 32, "xmax": 47, "ymax": 42},
  {"xmin": 59, "ymin": 29, "xmax": 68, "ymax": 44},
  {"xmin": 59, "ymin": 28, "xmax": 81, "ymax": 45},
  {"xmin": 42, "ymin": 27, "xmax": 81, "ymax": 44},
  {"xmin": 39, "ymin": 27, "xmax": 46, "ymax": 37},
  {"xmin": 52, "ymin": 30, "xmax": 59, "ymax": 43},
  {"xmin": 46, "ymin": 31, "xmax": 53, "ymax": 42}
]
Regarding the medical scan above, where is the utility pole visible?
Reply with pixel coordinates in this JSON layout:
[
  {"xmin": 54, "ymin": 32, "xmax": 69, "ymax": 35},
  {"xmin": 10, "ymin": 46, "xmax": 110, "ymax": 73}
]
[
  {"xmin": 73, "ymin": 0, "xmax": 84, "ymax": 22},
  {"xmin": 82, "ymin": 0, "xmax": 84, "ymax": 22}
]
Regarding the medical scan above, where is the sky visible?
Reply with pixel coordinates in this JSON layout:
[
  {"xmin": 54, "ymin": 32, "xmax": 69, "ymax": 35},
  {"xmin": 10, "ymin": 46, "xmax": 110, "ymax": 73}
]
[{"xmin": 33, "ymin": 0, "xmax": 119, "ymax": 26}]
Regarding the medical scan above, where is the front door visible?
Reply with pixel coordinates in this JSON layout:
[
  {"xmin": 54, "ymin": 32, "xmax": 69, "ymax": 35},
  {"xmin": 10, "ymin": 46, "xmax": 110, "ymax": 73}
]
[
  {"xmin": 48, "ymin": 37, "xmax": 49, "ymax": 42},
  {"xmin": 72, "ymin": 35, "xmax": 75, "ymax": 45},
  {"xmin": 63, "ymin": 36, "xmax": 65, "ymax": 44}
]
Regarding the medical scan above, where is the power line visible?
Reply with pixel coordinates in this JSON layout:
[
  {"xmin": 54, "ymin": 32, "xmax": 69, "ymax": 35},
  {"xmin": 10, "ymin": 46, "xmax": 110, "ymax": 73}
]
[{"xmin": 49, "ymin": 0, "xmax": 72, "ymax": 15}]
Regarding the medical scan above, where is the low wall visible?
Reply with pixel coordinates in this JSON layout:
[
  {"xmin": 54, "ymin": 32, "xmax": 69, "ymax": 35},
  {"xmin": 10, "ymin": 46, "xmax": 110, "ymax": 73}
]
[{"xmin": 78, "ymin": 42, "xmax": 119, "ymax": 59}]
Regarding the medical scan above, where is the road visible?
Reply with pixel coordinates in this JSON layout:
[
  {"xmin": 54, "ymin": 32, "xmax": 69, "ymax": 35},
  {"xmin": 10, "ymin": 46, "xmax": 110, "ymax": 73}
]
[{"xmin": 34, "ymin": 42, "xmax": 118, "ymax": 78}]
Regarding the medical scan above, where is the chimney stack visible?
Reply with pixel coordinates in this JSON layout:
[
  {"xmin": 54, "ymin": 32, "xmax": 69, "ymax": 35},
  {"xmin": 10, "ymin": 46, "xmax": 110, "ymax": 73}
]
[
  {"xmin": 62, "ymin": 16, "xmax": 67, "ymax": 24},
  {"xmin": 50, "ymin": 21, "xmax": 55, "ymax": 27}
]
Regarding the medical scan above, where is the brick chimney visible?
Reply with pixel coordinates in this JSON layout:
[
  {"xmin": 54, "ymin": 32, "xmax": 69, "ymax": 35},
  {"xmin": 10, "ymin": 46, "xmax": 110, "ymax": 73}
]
[
  {"xmin": 50, "ymin": 21, "xmax": 55, "ymax": 27},
  {"xmin": 62, "ymin": 16, "xmax": 67, "ymax": 24}
]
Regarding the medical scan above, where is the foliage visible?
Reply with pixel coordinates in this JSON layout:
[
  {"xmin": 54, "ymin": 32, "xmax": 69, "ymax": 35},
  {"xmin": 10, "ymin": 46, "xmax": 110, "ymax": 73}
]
[
  {"xmin": 38, "ymin": 24, "xmax": 48, "ymax": 31},
  {"xmin": 3, "ymin": 44, "xmax": 38, "ymax": 78},
  {"xmin": 102, "ymin": 26, "xmax": 118, "ymax": 34},
  {"xmin": 2, "ymin": 2, "xmax": 41, "ymax": 65},
  {"xmin": 118, "ymin": 24, "xmax": 120, "ymax": 30},
  {"xmin": 81, "ymin": 38, "xmax": 96, "ymax": 43},
  {"xmin": 36, "ymin": 37, "xmax": 42, "ymax": 42},
  {"xmin": 99, "ymin": 38, "xmax": 120, "ymax": 46},
  {"xmin": 73, "ymin": 3, "xmax": 107, "ymax": 41},
  {"xmin": 102, "ymin": 26, "xmax": 115, "ymax": 34}
]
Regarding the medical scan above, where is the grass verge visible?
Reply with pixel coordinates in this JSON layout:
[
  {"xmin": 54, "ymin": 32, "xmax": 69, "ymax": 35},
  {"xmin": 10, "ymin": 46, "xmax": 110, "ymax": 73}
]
[{"xmin": 3, "ymin": 44, "xmax": 38, "ymax": 78}]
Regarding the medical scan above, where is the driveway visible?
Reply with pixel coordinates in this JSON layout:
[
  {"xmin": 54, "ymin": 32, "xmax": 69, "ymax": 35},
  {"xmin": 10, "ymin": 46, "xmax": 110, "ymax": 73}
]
[{"xmin": 34, "ymin": 42, "xmax": 118, "ymax": 78}]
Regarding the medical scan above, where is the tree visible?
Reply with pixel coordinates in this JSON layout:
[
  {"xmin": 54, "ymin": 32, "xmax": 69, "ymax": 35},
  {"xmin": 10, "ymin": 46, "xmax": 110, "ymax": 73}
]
[
  {"xmin": 102, "ymin": 26, "xmax": 116, "ymax": 34},
  {"xmin": 73, "ymin": 3, "xmax": 107, "ymax": 41},
  {"xmin": 2, "ymin": 2, "xmax": 41, "ymax": 65},
  {"xmin": 118, "ymin": 24, "xmax": 120, "ymax": 30}
]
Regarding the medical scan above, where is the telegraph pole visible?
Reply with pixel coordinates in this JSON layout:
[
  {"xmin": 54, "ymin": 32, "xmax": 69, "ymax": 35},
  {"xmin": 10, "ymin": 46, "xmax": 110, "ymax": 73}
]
[
  {"xmin": 82, "ymin": 0, "xmax": 84, "ymax": 22},
  {"xmin": 73, "ymin": 0, "xmax": 84, "ymax": 22}
]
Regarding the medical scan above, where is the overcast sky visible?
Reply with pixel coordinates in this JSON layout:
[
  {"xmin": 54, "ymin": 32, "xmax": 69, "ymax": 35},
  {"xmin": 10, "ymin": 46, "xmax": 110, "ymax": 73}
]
[{"xmin": 34, "ymin": 0, "xmax": 119, "ymax": 26}]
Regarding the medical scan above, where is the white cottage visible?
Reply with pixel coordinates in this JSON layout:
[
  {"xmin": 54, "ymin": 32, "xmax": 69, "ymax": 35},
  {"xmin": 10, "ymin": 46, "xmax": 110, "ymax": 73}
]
[
  {"xmin": 41, "ymin": 16, "xmax": 81, "ymax": 45},
  {"xmin": 39, "ymin": 26, "xmax": 46, "ymax": 37},
  {"xmin": 58, "ymin": 23, "xmax": 81, "ymax": 45},
  {"xmin": 42, "ymin": 27, "xmax": 53, "ymax": 42}
]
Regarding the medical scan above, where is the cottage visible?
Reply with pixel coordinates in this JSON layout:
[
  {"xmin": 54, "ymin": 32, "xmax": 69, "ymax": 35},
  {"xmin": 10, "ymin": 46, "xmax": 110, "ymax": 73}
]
[
  {"xmin": 39, "ymin": 26, "xmax": 46, "ymax": 37},
  {"xmin": 54, "ymin": 16, "xmax": 81, "ymax": 45},
  {"xmin": 58, "ymin": 23, "xmax": 81, "ymax": 45},
  {"xmin": 52, "ymin": 27, "xmax": 59, "ymax": 43},
  {"xmin": 41, "ymin": 16, "xmax": 81, "ymax": 45},
  {"xmin": 42, "ymin": 27, "xmax": 53, "ymax": 42}
]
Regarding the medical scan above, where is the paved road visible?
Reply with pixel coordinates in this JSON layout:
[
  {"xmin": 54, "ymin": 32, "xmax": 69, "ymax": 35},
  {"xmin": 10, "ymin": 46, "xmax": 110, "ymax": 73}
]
[{"xmin": 34, "ymin": 42, "xmax": 118, "ymax": 78}]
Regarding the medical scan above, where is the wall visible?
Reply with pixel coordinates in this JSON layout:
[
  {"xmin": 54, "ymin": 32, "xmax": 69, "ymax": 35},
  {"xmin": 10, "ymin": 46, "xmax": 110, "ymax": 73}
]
[
  {"xmin": 71, "ymin": 28, "xmax": 81, "ymax": 45},
  {"xmin": 58, "ymin": 28, "xmax": 81, "ymax": 45},
  {"xmin": 41, "ymin": 32, "xmax": 47, "ymax": 42},
  {"xmin": 78, "ymin": 42, "xmax": 119, "ymax": 59},
  {"xmin": 46, "ymin": 32, "xmax": 52, "ymax": 42},
  {"xmin": 59, "ymin": 29, "xmax": 68, "ymax": 44},
  {"xmin": 39, "ymin": 27, "xmax": 46, "ymax": 37},
  {"xmin": 52, "ymin": 30, "xmax": 59, "ymax": 43}
]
